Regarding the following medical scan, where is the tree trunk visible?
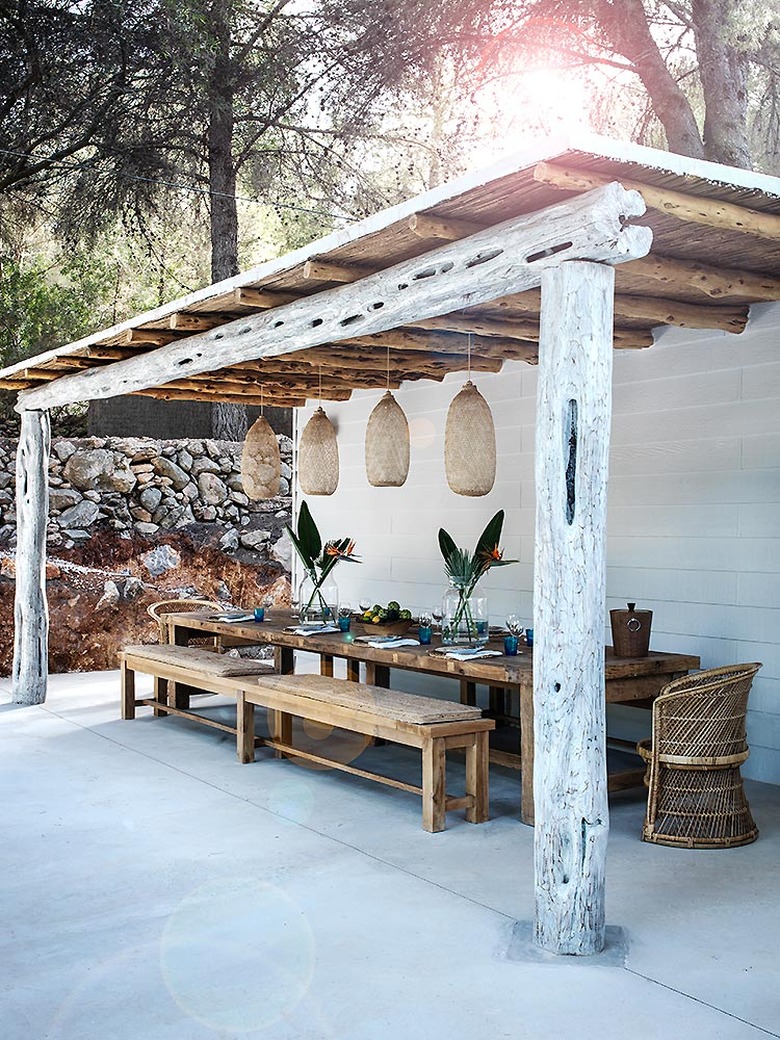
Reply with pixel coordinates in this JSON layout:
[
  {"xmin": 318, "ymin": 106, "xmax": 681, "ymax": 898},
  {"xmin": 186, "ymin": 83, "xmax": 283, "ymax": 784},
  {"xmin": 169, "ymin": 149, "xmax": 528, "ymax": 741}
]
[
  {"xmin": 597, "ymin": 0, "xmax": 706, "ymax": 159},
  {"xmin": 533, "ymin": 260, "xmax": 613, "ymax": 955},
  {"xmin": 206, "ymin": 0, "xmax": 246, "ymax": 441},
  {"xmin": 692, "ymin": 0, "xmax": 752, "ymax": 168},
  {"xmin": 12, "ymin": 409, "xmax": 50, "ymax": 705}
]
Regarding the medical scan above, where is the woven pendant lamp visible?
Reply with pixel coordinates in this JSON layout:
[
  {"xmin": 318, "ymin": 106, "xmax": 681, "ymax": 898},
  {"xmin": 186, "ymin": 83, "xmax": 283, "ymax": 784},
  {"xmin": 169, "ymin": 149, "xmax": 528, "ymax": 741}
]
[
  {"xmin": 299, "ymin": 406, "xmax": 339, "ymax": 495},
  {"xmin": 445, "ymin": 381, "xmax": 496, "ymax": 496},
  {"xmin": 241, "ymin": 414, "xmax": 281, "ymax": 499},
  {"xmin": 365, "ymin": 391, "xmax": 410, "ymax": 487}
]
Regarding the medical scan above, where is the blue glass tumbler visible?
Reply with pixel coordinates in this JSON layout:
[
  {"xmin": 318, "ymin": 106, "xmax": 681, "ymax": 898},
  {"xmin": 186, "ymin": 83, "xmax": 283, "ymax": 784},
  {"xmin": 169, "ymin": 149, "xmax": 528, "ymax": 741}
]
[
  {"xmin": 504, "ymin": 634, "xmax": 519, "ymax": 656},
  {"xmin": 418, "ymin": 625, "xmax": 433, "ymax": 645}
]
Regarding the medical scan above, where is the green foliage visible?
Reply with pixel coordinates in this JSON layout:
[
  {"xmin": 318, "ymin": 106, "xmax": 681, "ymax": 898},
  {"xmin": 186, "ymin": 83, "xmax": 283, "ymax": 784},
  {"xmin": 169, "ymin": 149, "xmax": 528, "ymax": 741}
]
[
  {"xmin": 438, "ymin": 510, "xmax": 516, "ymax": 592},
  {"xmin": 0, "ymin": 253, "xmax": 109, "ymax": 369}
]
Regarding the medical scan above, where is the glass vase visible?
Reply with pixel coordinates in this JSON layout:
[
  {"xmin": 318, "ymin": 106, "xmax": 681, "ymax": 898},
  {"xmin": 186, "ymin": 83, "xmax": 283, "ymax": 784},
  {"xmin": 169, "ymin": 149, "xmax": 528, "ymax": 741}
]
[
  {"xmin": 441, "ymin": 582, "xmax": 489, "ymax": 646},
  {"xmin": 297, "ymin": 574, "xmax": 339, "ymax": 623}
]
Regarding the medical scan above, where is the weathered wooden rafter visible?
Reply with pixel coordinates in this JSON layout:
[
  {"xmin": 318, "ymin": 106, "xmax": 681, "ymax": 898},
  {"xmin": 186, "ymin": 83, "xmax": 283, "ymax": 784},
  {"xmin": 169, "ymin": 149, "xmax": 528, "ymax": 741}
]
[
  {"xmin": 534, "ymin": 161, "xmax": 780, "ymax": 240},
  {"xmin": 16, "ymin": 183, "xmax": 650, "ymax": 412}
]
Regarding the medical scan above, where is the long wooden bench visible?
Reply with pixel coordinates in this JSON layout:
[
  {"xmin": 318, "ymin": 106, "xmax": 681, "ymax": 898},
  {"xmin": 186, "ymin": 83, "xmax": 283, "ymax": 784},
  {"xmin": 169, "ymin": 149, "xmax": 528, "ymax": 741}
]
[
  {"xmin": 120, "ymin": 646, "xmax": 494, "ymax": 832},
  {"xmin": 120, "ymin": 644, "xmax": 273, "ymax": 759},
  {"xmin": 244, "ymin": 674, "xmax": 495, "ymax": 832}
]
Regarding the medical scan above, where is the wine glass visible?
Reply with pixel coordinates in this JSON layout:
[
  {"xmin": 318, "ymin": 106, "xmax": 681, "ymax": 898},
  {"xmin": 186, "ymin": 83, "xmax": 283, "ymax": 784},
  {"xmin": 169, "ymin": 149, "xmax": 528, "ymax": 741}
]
[
  {"xmin": 506, "ymin": 613, "xmax": 523, "ymax": 636},
  {"xmin": 339, "ymin": 603, "xmax": 352, "ymax": 619},
  {"xmin": 358, "ymin": 598, "xmax": 371, "ymax": 614},
  {"xmin": 431, "ymin": 605, "xmax": 444, "ymax": 632},
  {"xmin": 418, "ymin": 610, "xmax": 433, "ymax": 627}
]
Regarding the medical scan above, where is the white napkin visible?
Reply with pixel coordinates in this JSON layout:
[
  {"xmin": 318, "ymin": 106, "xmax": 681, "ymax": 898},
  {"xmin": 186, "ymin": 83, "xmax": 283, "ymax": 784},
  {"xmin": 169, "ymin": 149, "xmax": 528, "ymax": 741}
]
[
  {"xmin": 366, "ymin": 637, "xmax": 420, "ymax": 649},
  {"xmin": 443, "ymin": 648, "xmax": 503, "ymax": 661},
  {"xmin": 286, "ymin": 624, "xmax": 340, "ymax": 636},
  {"xmin": 209, "ymin": 612, "xmax": 255, "ymax": 623}
]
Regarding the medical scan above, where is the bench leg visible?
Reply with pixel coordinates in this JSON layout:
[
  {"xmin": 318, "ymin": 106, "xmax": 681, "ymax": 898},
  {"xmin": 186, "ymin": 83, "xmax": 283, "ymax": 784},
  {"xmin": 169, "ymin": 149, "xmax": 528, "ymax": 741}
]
[
  {"xmin": 465, "ymin": 731, "xmax": 490, "ymax": 824},
  {"xmin": 271, "ymin": 709, "xmax": 293, "ymax": 758},
  {"xmin": 121, "ymin": 660, "xmax": 135, "ymax": 720},
  {"xmin": 422, "ymin": 736, "xmax": 446, "ymax": 833},
  {"xmin": 237, "ymin": 693, "xmax": 255, "ymax": 763},
  {"xmin": 152, "ymin": 675, "xmax": 168, "ymax": 717}
]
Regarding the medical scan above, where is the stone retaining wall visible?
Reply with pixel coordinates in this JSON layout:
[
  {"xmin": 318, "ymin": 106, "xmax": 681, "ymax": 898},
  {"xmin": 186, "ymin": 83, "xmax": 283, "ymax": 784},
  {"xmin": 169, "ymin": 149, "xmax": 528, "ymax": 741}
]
[
  {"xmin": 0, "ymin": 435, "xmax": 294, "ymax": 674},
  {"xmin": 0, "ymin": 435, "xmax": 293, "ymax": 568}
]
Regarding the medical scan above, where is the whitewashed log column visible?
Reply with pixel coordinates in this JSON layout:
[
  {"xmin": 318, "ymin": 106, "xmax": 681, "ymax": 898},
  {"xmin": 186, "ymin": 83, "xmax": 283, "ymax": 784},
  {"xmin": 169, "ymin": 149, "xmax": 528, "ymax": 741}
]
[
  {"xmin": 12, "ymin": 409, "xmax": 51, "ymax": 705},
  {"xmin": 533, "ymin": 260, "xmax": 615, "ymax": 955}
]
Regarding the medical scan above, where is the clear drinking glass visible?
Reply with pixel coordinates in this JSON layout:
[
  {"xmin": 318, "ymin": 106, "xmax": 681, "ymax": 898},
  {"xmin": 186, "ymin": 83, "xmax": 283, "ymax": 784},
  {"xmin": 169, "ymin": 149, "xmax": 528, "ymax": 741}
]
[{"xmin": 506, "ymin": 614, "xmax": 523, "ymax": 636}]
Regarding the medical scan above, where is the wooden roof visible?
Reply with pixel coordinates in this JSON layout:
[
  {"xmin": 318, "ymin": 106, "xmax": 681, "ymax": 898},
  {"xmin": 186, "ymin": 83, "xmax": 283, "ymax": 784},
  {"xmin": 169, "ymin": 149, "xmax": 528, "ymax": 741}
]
[{"xmin": 2, "ymin": 132, "xmax": 780, "ymax": 409}]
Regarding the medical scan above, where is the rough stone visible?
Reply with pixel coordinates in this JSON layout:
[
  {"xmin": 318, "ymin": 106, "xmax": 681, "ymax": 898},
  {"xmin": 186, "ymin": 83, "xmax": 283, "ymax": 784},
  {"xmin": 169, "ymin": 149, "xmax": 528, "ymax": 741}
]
[
  {"xmin": 0, "ymin": 473, "xmax": 12, "ymax": 490},
  {"xmin": 130, "ymin": 507, "xmax": 153, "ymax": 522},
  {"xmin": 122, "ymin": 577, "xmax": 146, "ymax": 600},
  {"xmin": 271, "ymin": 536, "xmax": 292, "ymax": 569},
  {"xmin": 96, "ymin": 580, "xmax": 121, "ymax": 610},
  {"xmin": 177, "ymin": 448, "xmax": 193, "ymax": 470},
  {"xmin": 141, "ymin": 544, "xmax": 181, "ymax": 577},
  {"xmin": 139, "ymin": 487, "xmax": 163, "ymax": 512},
  {"xmin": 191, "ymin": 457, "xmax": 220, "ymax": 476},
  {"xmin": 240, "ymin": 528, "xmax": 271, "ymax": 550},
  {"xmin": 230, "ymin": 492, "xmax": 249, "ymax": 507},
  {"xmin": 219, "ymin": 529, "xmax": 240, "ymax": 552},
  {"xmin": 53, "ymin": 440, "xmax": 77, "ymax": 462},
  {"xmin": 153, "ymin": 457, "xmax": 189, "ymax": 490},
  {"xmin": 49, "ymin": 488, "xmax": 82, "ymax": 512},
  {"xmin": 63, "ymin": 529, "xmax": 91, "ymax": 542},
  {"xmin": 63, "ymin": 449, "xmax": 135, "ymax": 493},
  {"xmin": 135, "ymin": 522, "xmax": 159, "ymax": 536},
  {"xmin": 57, "ymin": 500, "xmax": 100, "ymax": 528},
  {"xmin": 83, "ymin": 490, "xmax": 101, "ymax": 503},
  {"xmin": 198, "ymin": 472, "xmax": 228, "ymax": 505}
]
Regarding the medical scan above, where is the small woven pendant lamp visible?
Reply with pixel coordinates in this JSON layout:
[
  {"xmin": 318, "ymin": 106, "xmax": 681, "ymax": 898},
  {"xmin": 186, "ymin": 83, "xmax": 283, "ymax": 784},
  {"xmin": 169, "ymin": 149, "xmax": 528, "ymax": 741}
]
[
  {"xmin": 241, "ymin": 411, "xmax": 281, "ymax": 500},
  {"xmin": 298, "ymin": 371, "xmax": 339, "ymax": 496},
  {"xmin": 365, "ymin": 350, "xmax": 410, "ymax": 487},
  {"xmin": 445, "ymin": 337, "xmax": 496, "ymax": 496}
]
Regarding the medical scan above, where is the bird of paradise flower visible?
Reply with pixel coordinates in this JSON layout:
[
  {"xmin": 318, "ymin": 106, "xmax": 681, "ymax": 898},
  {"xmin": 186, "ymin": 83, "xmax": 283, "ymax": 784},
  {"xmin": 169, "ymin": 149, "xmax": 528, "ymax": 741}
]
[
  {"xmin": 438, "ymin": 510, "xmax": 516, "ymax": 642},
  {"xmin": 285, "ymin": 502, "xmax": 360, "ymax": 620}
]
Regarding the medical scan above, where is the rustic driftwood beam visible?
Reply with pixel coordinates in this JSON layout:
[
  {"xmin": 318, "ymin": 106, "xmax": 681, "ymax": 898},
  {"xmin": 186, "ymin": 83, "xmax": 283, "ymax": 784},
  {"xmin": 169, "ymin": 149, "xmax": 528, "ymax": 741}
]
[
  {"xmin": 619, "ymin": 254, "xmax": 780, "ymax": 302},
  {"xmin": 233, "ymin": 287, "xmax": 297, "ymax": 309},
  {"xmin": 16, "ymin": 183, "xmax": 651, "ymax": 412},
  {"xmin": 12, "ymin": 410, "xmax": 50, "ymax": 706},
  {"xmin": 407, "ymin": 212, "xmax": 484, "ymax": 241},
  {"xmin": 534, "ymin": 259, "xmax": 613, "ymax": 955},
  {"xmin": 534, "ymin": 161, "xmax": 780, "ymax": 241}
]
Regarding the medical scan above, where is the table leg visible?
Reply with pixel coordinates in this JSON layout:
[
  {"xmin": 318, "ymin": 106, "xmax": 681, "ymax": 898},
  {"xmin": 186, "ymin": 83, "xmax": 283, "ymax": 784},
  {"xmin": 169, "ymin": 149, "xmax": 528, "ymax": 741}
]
[
  {"xmin": 519, "ymin": 685, "xmax": 535, "ymax": 825},
  {"xmin": 460, "ymin": 680, "xmax": 477, "ymax": 706},
  {"xmin": 320, "ymin": 654, "xmax": 334, "ymax": 677},
  {"xmin": 276, "ymin": 646, "xmax": 295, "ymax": 675},
  {"xmin": 365, "ymin": 663, "xmax": 390, "ymax": 688},
  {"xmin": 347, "ymin": 659, "xmax": 361, "ymax": 683}
]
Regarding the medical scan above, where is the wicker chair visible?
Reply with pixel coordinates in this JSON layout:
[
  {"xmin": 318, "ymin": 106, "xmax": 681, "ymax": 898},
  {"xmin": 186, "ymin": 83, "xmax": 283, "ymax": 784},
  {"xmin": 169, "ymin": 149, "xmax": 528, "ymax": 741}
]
[
  {"xmin": 637, "ymin": 662, "xmax": 762, "ymax": 849},
  {"xmin": 147, "ymin": 598, "xmax": 223, "ymax": 650}
]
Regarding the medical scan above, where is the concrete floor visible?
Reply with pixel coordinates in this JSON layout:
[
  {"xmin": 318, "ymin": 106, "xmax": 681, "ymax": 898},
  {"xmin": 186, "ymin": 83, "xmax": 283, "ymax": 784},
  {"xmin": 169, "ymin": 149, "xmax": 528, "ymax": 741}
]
[{"xmin": 1, "ymin": 670, "xmax": 778, "ymax": 1040}]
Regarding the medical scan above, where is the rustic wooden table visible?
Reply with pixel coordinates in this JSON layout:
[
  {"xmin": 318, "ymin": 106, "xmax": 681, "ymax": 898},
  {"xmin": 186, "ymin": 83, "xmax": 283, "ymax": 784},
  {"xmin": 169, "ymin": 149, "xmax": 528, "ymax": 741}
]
[{"xmin": 167, "ymin": 610, "xmax": 700, "ymax": 824}]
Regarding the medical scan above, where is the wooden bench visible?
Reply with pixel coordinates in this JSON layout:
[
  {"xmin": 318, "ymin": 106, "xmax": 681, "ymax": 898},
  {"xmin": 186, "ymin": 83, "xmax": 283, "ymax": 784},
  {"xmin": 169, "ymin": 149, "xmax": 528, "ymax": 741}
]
[
  {"xmin": 120, "ymin": 644, "xmax": 273, "ymax": 760},
  {"xmin": 121, "ymin": 646, "xmax": 494, "ymax": 831},
  {"xmin": 244, "ymin": 674, "xmax": 495, "ymax": 832}
]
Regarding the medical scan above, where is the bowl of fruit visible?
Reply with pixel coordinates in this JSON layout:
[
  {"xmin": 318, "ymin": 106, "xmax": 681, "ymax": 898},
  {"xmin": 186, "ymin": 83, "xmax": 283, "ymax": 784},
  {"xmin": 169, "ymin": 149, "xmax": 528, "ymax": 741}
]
[{"xmin": 354, "ymin": 601, "xmax": 414, "ymax": 636}]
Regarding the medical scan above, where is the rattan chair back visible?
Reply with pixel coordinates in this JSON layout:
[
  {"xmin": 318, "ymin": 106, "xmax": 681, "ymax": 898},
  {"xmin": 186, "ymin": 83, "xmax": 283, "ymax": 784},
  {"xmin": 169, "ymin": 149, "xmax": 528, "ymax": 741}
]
[
  {"xmin": 638, "ymin": 662, "xmax": 762, "ymax": 848},
  {"xmin": 147, "ymin": 598, "xmax": 222, "ymax": 647}
]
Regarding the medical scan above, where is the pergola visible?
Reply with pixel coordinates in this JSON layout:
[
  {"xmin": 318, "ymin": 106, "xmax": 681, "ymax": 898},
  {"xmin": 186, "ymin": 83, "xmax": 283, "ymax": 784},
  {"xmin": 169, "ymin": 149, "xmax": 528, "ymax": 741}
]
[{"xmin": 3, "ymin": 132, "xmax": 780, "ymax": 956}]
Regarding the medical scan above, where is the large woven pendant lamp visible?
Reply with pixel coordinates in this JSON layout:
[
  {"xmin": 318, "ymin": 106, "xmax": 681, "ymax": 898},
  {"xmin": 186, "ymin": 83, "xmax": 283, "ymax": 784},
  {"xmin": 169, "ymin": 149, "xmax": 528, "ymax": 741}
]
[
  {"xmin": 445, "ymin": 337, "xmax": 496, "ymax": 497},
  {"xmin": 365, "ymin": 350, "xmax": 410, "ymax": 487},
  {"xmin": 241, "ymin": 409, "xmax": 281, "ymax": 499},
  {"xmin": 299, "ymin": 372, "xmax": 339, "ymax": 495}
]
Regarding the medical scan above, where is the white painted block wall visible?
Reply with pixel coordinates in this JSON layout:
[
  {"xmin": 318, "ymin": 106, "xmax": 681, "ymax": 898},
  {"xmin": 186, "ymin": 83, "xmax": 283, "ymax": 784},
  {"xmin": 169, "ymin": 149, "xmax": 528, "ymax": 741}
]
[{"xmin": 294, "ymin": 301, "xmax": 780, "ymax": 785}]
